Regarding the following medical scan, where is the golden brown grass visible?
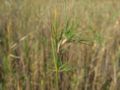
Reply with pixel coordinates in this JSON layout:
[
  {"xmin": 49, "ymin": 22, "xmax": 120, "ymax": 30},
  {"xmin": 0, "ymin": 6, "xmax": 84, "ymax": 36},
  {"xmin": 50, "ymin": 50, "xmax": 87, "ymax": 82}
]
[{"xmin": 0, "ymin": 0, "xmax": 120, "ymax": 90}]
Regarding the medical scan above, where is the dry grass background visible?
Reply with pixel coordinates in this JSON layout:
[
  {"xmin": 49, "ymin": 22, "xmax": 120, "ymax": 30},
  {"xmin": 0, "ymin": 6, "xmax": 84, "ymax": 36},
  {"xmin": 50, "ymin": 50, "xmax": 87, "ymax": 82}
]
[{"xmin": 0, "ymin": 0, "xmax": 120, "ymax": 90}]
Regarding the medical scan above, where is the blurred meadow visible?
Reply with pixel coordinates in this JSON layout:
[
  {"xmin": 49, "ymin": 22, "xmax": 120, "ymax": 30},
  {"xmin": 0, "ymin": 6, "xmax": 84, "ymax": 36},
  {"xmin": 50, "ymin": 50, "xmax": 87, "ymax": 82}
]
[{"xmin": 0, "ymin": 0, "xmax": 120, "ymax": 90}]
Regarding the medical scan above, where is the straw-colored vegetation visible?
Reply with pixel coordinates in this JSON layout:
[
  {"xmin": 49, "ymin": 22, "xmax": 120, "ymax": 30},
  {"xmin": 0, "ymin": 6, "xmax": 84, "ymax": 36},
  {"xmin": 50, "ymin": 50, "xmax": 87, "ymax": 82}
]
[{"xmin": 0, "ymin": 0, "xmax": 120, "ymax": 90}]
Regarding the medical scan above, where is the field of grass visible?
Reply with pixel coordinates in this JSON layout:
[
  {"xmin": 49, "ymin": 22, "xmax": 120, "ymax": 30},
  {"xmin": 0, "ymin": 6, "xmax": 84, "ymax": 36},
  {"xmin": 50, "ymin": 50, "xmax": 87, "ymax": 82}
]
[{"xmin": 0, "ymin": 0, "xmax": 120, "ymax": 90}]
